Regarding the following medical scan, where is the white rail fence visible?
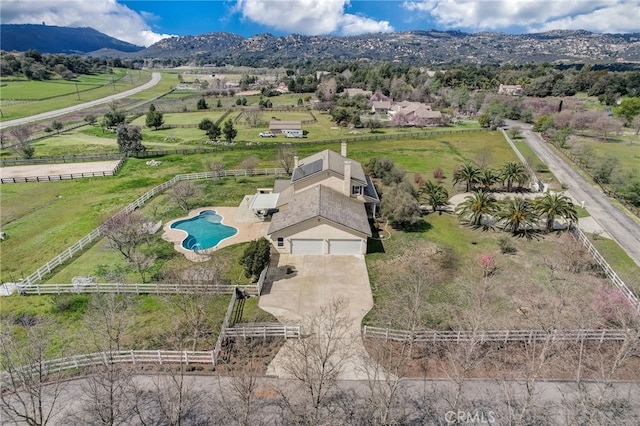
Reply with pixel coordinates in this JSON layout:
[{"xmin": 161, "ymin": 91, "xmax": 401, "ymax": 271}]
[
  {"xmin": 2, "ymin": 323, "xmax": 300, "ymax": 383},
  {"xmin": 501, "ymin": 128, "xmax": 544, "ymax": 192},
  {"xmin": 16, "ymin": 169, "xmax": 285, "ymax": 289},
  {"xmin": 17, "ymin": 282, "xmax": 260, "ymax": 296},
  {"xmin": 225, "ymin": 323, "xmax": 301, "ymax": 339},
  {"xmin": 502, "ymin": 128, "xmax": 638, "ymax": 314},
  {"xmin": 362, "ymin": 326, "xmax": 639, "ymax": 344},
  {"xmin": 571, "ymin": 226, "xmax": 639, "ymax": 312}
]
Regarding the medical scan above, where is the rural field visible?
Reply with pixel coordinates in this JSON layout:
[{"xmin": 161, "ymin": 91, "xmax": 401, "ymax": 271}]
[
  {"xmin": 1, "ymin": 71, "xmax": 639, "ymax": 394},
  {"xmin": 0, "ymin": 69, "xmax": 159, "ymax": 121}
]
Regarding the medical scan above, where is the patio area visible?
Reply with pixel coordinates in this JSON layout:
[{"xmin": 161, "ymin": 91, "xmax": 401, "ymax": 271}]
[{"xmin": 161, "ymin": 194, "xmax": 270, "ymax": 262}]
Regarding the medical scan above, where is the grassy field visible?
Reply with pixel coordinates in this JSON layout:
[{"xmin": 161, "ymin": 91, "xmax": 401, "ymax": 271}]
[
  {"xmin": 0, "ymin": 69, "xmax": 129, "ymax": 100},
  {"xmin": 0, "ymin": 69, "xmax": 158, "ymax": 121},
  {"xmin": 570, "ymin": 134, "xmax": 640, "ymax": 176},
  {"xmin": 0, "ymin": 291, "xmax": 275, "ymax": 358},
  {"xmin": 365, "ymin": 212, "xmax": 631, "ymax": 330},
  {"xmin": 1, "ymin": 133, "xmax": 513, "ymax": 283}
]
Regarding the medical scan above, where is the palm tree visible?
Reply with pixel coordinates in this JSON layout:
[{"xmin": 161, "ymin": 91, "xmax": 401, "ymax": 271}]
[
  {"xmin": 455, "ymin": 191, "xmax": 498, "ymax": 227},
  {"xmin": 453, "ymin": 162, "xmax": 481, "ymax": 192},
  {"xmin": 496, "ymin": 197, "xmax": 539, "ymax": 235},
  {"xmin": 478, "ymin": 168, "xmax": 499, "ymax": 192},
  {"xmin": 419, "ymin": 181, "xmax": 449, "ymax": 212},
  {"xmin": 534, "ymin": 193, "xmax": 578, "ymax": 231},
  {"xmin": 501, "ymin": 162, "xmax": 528, "ymax": 192}
]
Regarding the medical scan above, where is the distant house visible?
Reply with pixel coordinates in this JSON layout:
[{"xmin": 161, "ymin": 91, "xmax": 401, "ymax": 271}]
[
  {"xmin": 269, "ymin": 120, "xmax": 302, "ymax": 135},
  {"xmin": 371, "ymin": 101, "xmax": 392, "ymax": 114},
  {"xmin": 266, "ymin": 142, "xmax": 378, "ymax": 255},
  {"xmin": 389, "ymin": 101, "xmax": 443, "ymax": 126},
  {"xmin": 498, "ymin": 84, "xmax": 523, "ymax": 96}
]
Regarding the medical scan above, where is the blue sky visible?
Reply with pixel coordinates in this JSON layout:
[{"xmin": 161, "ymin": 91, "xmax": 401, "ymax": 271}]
[{"xmin": 2, "ymin": 1, "xmax": 639, "ymax": 47}]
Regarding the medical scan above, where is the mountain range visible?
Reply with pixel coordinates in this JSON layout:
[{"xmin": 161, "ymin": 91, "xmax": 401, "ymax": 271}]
[
  {"xmin": 0, "ymin": 24, "xmax": 144, "ymax": 54},
  {"xmin": 2, "ymin": 24, "xmax": 640, "ymax": 65}
]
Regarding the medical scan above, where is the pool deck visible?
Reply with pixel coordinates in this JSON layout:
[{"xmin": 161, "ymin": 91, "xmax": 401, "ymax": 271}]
[{"xmin": 162, "ymin": 195, "xmax": 270, "ymax": 262}]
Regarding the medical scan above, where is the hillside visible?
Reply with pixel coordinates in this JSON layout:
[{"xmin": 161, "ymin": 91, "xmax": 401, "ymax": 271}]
[
  {"xmin": 0, "ymin": 24, "xmax": 144, "ymax": 54},
  {"xmin": 139, "ymin": 30, "xmax": 640, "ymax": 65}
]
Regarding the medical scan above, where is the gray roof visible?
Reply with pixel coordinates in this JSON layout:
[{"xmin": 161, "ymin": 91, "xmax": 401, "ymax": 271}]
[
  {"xmin": 363, "ymin": 175, "xmax": 380, "ymax": 202},
  {"xmin": 292, "ymin": 150, "xmax": 366, "ymax": 184},
  {"xmin": 273, "ymin": 179, "xmax": 291, "ymax": 193},
  {"xmin": 268, "ymin": 185, "xmax": 371, "ymax": 237}
]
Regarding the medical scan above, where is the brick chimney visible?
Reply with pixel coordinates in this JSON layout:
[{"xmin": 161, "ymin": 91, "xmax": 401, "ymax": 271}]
[
  {"xmin": 343, "ymin": 160, "xmax": 352, "ymax": 196},
  {"xmin": 341, "ymin": 141, "xmax": 347, "ymax": 157}
]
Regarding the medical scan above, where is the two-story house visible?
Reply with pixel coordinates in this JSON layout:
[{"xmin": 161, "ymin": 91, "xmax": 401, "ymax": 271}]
[{"xmin": 266, "ymin": 143, "xmax": 379, "ymax": 255}]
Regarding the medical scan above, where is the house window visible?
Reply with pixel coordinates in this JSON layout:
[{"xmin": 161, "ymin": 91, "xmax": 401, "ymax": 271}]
[
  {"xmin": 277, "ymin": 238, "xmax": 284, "ymax": 248},
  {"xmin": 352, "ymin": 186, "xmax": 363, "ymax": 196}
]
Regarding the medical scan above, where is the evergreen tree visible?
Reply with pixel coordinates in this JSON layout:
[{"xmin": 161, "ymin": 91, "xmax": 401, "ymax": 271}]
[
  {"xmin": 145, "ymin": 103, "xmax": 164, "ymax": 130},
  {"xmin": 222, "ymin": 119, "xmax": 237, "ymax": 143},
  {"xmin": 197, "ymin": 96, "xmax": 208, "ymax": 110},
  {"xmin": 116, "ymin": 124, "xmax": 145, "ymax": 156},
  {"xmin": 240, "ymin": 237, "xmax": 272, "ymax": 281}
]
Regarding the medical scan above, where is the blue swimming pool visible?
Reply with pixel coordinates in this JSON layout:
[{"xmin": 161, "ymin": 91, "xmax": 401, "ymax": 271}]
[{"xmin": 170, "ymin": 210, "xmax": 238, "ymax": 251}]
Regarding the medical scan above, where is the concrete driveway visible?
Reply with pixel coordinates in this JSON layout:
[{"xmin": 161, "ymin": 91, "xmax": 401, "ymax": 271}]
[
  {"xmin": 259, "ymin": 254, "xmax": 373, "ymax": 322},
  {"xmin": 259, "ymin": 254, "xmax": 376, "ymax": 379}
]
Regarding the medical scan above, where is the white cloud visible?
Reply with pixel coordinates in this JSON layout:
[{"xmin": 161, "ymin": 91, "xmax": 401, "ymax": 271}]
[
  {"xmin": 0, "ymin": 0, "xmax": 173, "ymax": 47},
  {"xmin": 235, "ymin": 0, "xmax": 393, "ymax": 35},
  {"xmin": 402, "ymin": 0, "xmax": 638, "ymax": 33}
]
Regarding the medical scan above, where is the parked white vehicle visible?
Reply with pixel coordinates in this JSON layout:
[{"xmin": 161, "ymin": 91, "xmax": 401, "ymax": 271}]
[
  {"xmin": 259, "ymin": 131, "xmax": 275, "ymax": 137},
  {"xmin": 282, "ymin": 129, "xmax": 303, "ymax": 138}
]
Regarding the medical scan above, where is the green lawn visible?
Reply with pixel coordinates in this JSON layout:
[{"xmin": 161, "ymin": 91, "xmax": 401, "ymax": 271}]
[
  {"xmin": 512, "ymin": 137, "xmax": 561, "ymax": 190},
  {"xmin": 0, "ymin": 291, "xmax": 276, "ymax": 359},
  {"xmin": 0, "ymin": 69, "xmax": 157, "ymax": 121},
  {"xmin": 571, "ymin": 135, "xmax": 640, "ymax": 176},
  {"xmin": 588, "ymin": 233, "xmax": 640, "ymax": 293},
  {"xmin": 0, "ymin": 70, "xmax": 128, "ymax": 100}
]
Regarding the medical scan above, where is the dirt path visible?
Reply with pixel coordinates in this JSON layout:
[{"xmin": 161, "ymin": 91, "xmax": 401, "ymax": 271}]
[
  {"xmin": 515, "ymin": 122, "xmax": 640, "ymax": 268},
  {"xmin": 0, "ymin": 73, "xmax": 161, "ymax": 130},
  {"xmin": 0, "ymin": 160, "xmax": 121, "ymax": 179}
]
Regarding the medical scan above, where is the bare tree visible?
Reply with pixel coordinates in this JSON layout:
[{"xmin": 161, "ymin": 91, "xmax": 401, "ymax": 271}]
[
  {"xmin": 9, "ymin": 127, "xmax": 34, "ymax": 159},
  {"xmin": 101, "ymin": 211, "xmax": 150, "ymax": 262},
  {"xmin": 277, "ymin": 299, "xmax": 356, "ymax": 424},
  {"xmin": 165, "ymin": 294, "xmax": 217, "ymax": 351},
  {"xmin": 475, "ymin": 147, "xmax": 493, "ymax": 169},
  {"xmin": 70, "ymin": 294, "xmax": 138, "ymax": 425},
  {"xmin": 371, "ymin": 242, "xmax": 449, "ymax": 356},
  {"xmin": 240, "ymin": 155, "xmax": 259, "ymax": 176},
  {"xmin": 210, "ymin": 340, "xmax": 271, "ymax": 426},
  {"xmin": 169, "ymin": 181, "xmax": 200, "ymax": 211},
  {"xmin": 133, "ymin": 365, "xmax": 210, "ymax": 426},
  {"xmin": 360, "ymin": 338, "xmax": 413, "ymax": 425},
  {"xmin": 212, "ymin": 162, "xmax": 225, "ymax": 179},
  {"xmin": 243, "ymin": 108, "xmax": 261, "ymax": 127},
  {"xmin": 276, "ymin": 145, "xmax": 296, "ymax": 175},
  {"xmin": 0, "ymin": 319, "xmax": 68, "ymax": 426},
  {"xmin": 83, "ymin": 293, "xmax": 136, "ymax": 354},
  {"xmin": 129, "ymin": 251, "xmax": 156, "ymax": 283}
]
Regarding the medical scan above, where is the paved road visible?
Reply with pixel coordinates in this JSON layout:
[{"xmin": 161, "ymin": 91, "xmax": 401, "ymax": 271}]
[
  {"xmin": 6, "ymin": 374, "xmax": 639, "ymax": 425},
  {"xmin": 514, "ymin": 122, "xmax": 640, "ymax": 268},
  {"xmin": 0, "ymin": 72, "xmax": 162, "ymax": 130}
]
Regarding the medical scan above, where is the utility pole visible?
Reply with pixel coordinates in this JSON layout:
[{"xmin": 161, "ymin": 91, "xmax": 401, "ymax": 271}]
[{"xmin": 74, "ymin": 82, "xmax": 80, "ymax": 100}]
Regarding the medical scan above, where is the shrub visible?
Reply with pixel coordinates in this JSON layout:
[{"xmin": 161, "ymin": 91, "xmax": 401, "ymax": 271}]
[
  {"xmin": 593, "ymin": 286, "xmax": 636, "ymax": 326},
  {"xmin": 433, "ymin": 167, "xmax": 445, "ymax": 182},
  {"xmin": 497, "ymin": 236, "xmax": 517, "ymax": 254},
  {"xmin": 240, "ymin": 237, "xmax": 272, "ymax": 281},
  {"xmin": 479, "ymin": 253, "xmax": 497, "ymax": 277}
]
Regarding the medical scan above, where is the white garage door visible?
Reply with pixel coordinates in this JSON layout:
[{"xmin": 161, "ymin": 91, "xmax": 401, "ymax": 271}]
[
  {"xmin": 291, "ymin": 239, "xmax": 324, "ymax": 255},
  {"xmin": 328, "ymin": 239, "xmax": 362, "ymax": 255}
]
